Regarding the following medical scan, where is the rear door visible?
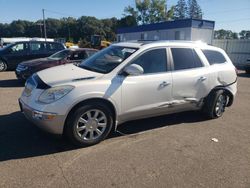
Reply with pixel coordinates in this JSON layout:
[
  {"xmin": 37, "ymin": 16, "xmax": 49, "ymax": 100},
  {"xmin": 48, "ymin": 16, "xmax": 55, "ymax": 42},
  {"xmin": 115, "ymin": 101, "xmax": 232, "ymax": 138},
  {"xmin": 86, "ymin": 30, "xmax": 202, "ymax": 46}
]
[
  {"xmin": 170, "ymin": 47, "xmax": 210, "ymax": 108},
  {"xmin": 29, "ymin": 42, "xmax": 48, "ymax": 59}
]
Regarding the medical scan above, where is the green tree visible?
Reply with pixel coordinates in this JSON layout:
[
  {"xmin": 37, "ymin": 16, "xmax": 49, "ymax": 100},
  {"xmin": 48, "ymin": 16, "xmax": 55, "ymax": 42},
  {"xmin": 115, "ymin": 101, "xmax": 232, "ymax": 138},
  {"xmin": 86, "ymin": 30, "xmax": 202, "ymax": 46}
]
[
  {"xmin": 124, "ymin": 0, "xmax": 170, "ymax": 25},
  {"xmin": 166, "ymin": 6, "xmax": 175, "ymax": 20},
  {"xmin": 148, "ymin": 0, "xmax": 167, "ymax": 23},
  {"xmin": 239, "ymin": 30, "xmax": 250, "ymax": 39},
  {"xmin": 187, "ymin": 0, "xmax": 202, "ymax": 19},
  {"xmin": 0, "ymin": 16, "xmax": 119, "ymax": 43},
  {"xmin": 214, "ymin": 29, "xmax": 238, "ymax": 39},
  {"xmin": 117, "ymin": 15, "xmax": 137, "ymax": 28},
  {"xmin": 174, "ymin": 0, "xmax": 187, "ymax": 19}
]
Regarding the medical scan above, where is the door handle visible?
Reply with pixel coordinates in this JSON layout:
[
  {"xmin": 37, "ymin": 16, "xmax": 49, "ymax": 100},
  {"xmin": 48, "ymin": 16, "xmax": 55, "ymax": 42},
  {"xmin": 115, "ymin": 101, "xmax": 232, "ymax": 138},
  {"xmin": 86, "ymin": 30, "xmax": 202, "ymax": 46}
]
[
  {"xmin": 199, "ymin": 76, "xmax": 207, "ymax": 81},
  {"xmin": 160, "ymin": 81, "xmax": 171, "ymax": 87}
]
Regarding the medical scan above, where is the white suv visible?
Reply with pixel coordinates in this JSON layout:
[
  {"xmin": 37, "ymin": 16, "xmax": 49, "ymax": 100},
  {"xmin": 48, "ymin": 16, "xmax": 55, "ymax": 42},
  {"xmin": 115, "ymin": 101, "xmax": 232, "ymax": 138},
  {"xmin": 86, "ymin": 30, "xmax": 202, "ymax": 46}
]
[{"xmin": 19, "ymin": 41, "xmax": 237, "ymax": 146}]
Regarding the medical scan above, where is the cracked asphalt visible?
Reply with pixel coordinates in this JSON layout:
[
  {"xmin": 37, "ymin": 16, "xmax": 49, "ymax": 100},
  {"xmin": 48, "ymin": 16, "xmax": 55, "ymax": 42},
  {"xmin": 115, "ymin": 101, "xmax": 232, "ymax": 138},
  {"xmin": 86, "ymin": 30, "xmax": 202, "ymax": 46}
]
[{"xmin": 0, "ymin": 71, "xmax": 250, "ymax": 188}]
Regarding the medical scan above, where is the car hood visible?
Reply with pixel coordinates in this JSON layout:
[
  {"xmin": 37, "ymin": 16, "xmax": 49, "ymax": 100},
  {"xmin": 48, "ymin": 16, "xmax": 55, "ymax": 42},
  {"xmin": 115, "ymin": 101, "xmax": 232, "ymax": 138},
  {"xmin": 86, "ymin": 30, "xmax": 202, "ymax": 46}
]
[
  {"xmin": 37, "ymin": 64, "xmax": 103, "ymax": 86},
  {"xmin": 20, "ymin": 58, "xmax": 57, "ymax": 67}
]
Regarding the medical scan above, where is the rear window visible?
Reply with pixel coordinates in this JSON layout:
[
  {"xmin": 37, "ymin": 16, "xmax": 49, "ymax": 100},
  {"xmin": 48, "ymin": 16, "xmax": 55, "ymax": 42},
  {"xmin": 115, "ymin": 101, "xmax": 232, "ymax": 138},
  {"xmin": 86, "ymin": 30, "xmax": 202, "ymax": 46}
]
[
  {"xmin": 202, "ymin": 50, "xmax": 227, "ymax": 65},
  {"xmin": 70, "ymin": 51, "xmax": 87, "ymax": 60},
  {"xmin": 46, "ymin": 42, "xmax": 64, "ymax": 51}
]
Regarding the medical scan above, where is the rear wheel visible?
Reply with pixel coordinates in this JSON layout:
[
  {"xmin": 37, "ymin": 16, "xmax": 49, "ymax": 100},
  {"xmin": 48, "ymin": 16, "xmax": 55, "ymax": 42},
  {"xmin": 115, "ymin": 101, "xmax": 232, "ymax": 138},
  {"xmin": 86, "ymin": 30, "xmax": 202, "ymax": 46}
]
[
  {"xmin": 65, "ymin": 103, "xmax": 114, "ymax": 147},
  {"xmin": 203, "ymin": 90, "xmax": 227, "ymax": 119},
  {"xmin": 0, "ymin": 60, "xmax": 7, "ymax": 72}
]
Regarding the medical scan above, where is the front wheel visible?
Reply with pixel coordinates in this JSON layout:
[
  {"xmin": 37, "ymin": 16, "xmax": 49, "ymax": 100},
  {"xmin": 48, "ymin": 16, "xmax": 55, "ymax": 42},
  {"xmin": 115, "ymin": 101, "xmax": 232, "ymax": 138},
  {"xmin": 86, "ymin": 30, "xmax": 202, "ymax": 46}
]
[
  {"xmin": 65, "ymin": 103, "xmax": 114, "ymax": 147},
  {"xmin": 0, "ymin": 60, "xmax": 7, "ymax": 72},
  {"xmin": 203, "ymin": 90, "xmax": 227, "ymax": 119}
]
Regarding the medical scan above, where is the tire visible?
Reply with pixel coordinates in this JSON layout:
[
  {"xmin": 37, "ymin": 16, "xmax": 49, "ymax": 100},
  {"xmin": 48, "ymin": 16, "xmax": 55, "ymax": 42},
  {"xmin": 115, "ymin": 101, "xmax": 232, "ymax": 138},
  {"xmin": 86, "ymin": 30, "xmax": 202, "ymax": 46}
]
[
  {"xmin": 0, "ymin": 60, "xmax": 7, "ymax": 72},
  {"xmin": 65, "ymin": 102, "xmax": 114, "ymax": 147},
  {"xmin": 203, "ymin": 90, "xmax": 227, "ymax": 119}
]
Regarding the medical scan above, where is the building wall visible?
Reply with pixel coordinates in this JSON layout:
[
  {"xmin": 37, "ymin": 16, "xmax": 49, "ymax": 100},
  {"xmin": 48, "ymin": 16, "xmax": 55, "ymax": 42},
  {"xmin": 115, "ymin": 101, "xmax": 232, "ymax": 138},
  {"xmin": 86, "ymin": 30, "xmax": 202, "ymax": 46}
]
[
  {"xmin": 117, "ymin": 27, "xmax": 213, "ymax": 44},
  {"xmin": 191, "ymin": 28, "xmax": 214, "ymax": 44},
  {"xmin": 117, "ymin": 27, "xmax": 192, "ymax": 42},
  {"xmin": 212, "ymin": 39, "xmax": 250, "ymax": 65}
]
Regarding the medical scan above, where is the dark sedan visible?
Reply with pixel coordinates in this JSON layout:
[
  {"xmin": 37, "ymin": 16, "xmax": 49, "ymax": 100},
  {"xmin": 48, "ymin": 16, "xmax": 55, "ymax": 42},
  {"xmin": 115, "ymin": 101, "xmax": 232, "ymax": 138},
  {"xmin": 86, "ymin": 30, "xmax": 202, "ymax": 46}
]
[
  {"xmin": 15, "ymin": 48, "xmax": 98, "ymax": 81},
  {"xmin": 0, "ymin": 41, "xmax": 65, "ymax": 71}
]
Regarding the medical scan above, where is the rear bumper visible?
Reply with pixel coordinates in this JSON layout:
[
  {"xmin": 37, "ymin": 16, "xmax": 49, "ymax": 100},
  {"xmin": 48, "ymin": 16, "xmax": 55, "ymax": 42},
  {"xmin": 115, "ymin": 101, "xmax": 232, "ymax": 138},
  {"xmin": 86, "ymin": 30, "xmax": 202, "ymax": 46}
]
[{"xmin": 19, "ymin": 99, "xmax": 65, "ymax": 135}]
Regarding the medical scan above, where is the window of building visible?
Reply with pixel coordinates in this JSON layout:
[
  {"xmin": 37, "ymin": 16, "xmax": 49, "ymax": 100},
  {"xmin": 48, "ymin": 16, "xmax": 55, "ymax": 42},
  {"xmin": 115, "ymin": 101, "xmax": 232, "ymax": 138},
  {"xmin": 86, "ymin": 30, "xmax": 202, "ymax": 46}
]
[
  {"xmin": 117, "ymin": 35, "xmax": 121, "ymax": 42},
  {"xmin": 171, "ymin": 48, "xmax": 203, "ymax": 71},
  {"xmin": 175, "ymin": 31, "xmax": 185, "ymax": 40},
  {"xmin": 202, "ymin": 50, "xmax": 227, "ymax": 65},
  {"xmin": 140, "ymin": 33, "xmax": 147, "ymax": 40}
]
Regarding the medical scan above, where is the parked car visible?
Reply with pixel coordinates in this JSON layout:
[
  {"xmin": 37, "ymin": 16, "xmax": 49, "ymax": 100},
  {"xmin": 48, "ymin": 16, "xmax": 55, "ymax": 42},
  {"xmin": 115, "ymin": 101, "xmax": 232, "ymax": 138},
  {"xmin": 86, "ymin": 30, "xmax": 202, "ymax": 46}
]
[
  {"xmin": 0, "ymin": 41, "xmax": 65, "ymax": 71},
  {"xmin": 19, "ymin": 41, "xmax": 237, "ymax": 147},
  {"xmin": 237, "ymin": 58, "xmax": 250, "ymax": 74},
  {"xmin": 15, "ymin": 48, "xmax": 98, "ymax": 81}
]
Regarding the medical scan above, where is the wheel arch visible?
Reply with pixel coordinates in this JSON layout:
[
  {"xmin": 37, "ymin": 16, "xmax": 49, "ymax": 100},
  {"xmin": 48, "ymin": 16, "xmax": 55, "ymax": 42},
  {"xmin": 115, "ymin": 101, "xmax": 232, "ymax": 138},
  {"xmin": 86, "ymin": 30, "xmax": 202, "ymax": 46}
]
[
  {"xmin": 0, "ymin": 57, "xmax": 8, "ymax": 68},
  {"xmin": 63, "ymin": 98, "xmax": 117, "ymax": 134},
  {"xmin": 206, "ymin": 86, "xmax": 234, "ymax": 107}
]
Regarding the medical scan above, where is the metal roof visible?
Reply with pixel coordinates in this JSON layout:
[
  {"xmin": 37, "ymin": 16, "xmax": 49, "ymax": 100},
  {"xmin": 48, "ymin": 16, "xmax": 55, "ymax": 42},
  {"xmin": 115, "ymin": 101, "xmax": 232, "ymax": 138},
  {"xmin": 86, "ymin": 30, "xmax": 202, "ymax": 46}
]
[{"xmin": 117, "ymin": 19, "xmax": 215, "ymax": 34}]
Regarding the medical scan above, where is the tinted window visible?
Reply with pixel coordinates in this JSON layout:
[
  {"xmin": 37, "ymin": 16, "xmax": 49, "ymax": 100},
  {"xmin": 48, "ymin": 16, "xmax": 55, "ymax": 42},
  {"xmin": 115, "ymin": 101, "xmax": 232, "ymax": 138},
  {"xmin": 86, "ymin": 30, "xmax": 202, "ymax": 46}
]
[
  {"xmin": 202, "ymin": 50, "xmax": 227, "ymax": 65},
  {"xmin": 46, "ymin": 43, "xmax": 64, "ymax": 51},
  {"xmin": 30, "ymin": 42, "xmax": 46, "ymax": 52},
  {"xmin": 171, "ymin": 48, "xmax": 203, "ymax": 71},
  {"xmin": 10, "ymin": 43, "xmax": 29, "ymax": 53},
  {"xmin": 70, "ymin": 51, "xmax": 87, "ymax": 60},
  {"xmin": 48, "ymin": 50, "xmax": 70, "ymax": 60},
  {"xmin": 132, "ymin": 48, "xmax": 167, "ymax": 74}
]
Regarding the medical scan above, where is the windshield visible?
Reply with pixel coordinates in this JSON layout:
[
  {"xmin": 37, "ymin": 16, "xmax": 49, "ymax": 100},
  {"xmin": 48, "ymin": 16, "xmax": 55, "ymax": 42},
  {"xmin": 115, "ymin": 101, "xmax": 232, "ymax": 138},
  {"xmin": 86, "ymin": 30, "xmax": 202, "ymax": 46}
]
[
  {"xmin": 0, "ymin": 43, "xmax": 13, "ymax": 50},
  {"xmin": 79, "ymin": 46, "xmax": 138, "ymax": 74},
  {"xmin": 48, "ymin": 50, "xmax": 70, "ymax": 60}
]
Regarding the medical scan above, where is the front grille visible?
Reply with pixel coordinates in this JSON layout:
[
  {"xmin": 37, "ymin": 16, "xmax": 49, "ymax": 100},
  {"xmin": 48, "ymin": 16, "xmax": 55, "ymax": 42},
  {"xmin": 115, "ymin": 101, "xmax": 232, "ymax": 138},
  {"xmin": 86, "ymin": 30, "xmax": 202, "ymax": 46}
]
[{"xmin": 17, "ymin": 64, "xmax": 27, "ymax": 71}]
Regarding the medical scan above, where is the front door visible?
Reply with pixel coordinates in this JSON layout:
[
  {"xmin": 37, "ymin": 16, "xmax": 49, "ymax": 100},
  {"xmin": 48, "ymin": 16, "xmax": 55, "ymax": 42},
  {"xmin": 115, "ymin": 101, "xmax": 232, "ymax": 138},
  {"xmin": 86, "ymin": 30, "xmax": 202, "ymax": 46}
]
[
  {"xmin": 120, "ymin": 48, "xmax": 173, "ymax": 122},
  {"xmin": 5, "ymin": 42, "xmax": 30, "ymax": 69}
]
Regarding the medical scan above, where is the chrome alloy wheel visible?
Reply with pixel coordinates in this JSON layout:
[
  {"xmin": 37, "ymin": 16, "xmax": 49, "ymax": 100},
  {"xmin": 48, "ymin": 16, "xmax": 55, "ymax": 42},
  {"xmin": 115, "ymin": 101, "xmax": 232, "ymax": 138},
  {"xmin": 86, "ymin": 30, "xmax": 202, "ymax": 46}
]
[
  {"xmin": 76, "ymin": 109, "xmax": 107, "ymax": 141},
  {"xmin": 215, "ymin": 94, "xmax": 226, "ymax": 117}
]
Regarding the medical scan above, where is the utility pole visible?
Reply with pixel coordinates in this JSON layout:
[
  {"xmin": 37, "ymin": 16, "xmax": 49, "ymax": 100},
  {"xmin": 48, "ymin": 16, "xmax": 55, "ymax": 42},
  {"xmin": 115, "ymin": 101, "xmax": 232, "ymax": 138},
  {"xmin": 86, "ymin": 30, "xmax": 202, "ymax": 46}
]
[{"xmin": 42, "ymin": 9, "xmax": 47, "ymax": 41}]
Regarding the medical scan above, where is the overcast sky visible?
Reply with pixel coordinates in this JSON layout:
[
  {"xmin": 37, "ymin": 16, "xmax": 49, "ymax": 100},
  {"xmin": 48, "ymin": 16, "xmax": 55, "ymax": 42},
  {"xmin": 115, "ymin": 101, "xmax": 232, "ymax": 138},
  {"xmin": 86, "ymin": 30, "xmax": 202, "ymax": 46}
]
[{"xmin": 0, "ymin": 0, "xmax": 249, "ymax": 32}]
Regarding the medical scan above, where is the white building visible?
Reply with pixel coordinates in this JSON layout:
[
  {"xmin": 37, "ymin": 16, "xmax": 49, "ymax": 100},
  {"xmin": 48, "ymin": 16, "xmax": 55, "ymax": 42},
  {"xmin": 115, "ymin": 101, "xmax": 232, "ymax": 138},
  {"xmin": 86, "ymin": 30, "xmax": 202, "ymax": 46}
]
[{"xmin": 117, "ymin": 19, "xmax": 215, "ymax": 44}]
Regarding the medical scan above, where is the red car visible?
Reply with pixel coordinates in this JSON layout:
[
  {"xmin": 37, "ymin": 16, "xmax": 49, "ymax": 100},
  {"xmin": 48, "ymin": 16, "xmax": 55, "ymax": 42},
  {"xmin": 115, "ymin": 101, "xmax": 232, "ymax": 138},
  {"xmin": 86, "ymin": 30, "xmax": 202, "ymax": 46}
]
[{"xmin": 15, "ymin": 48, "xmax": 98, "ymax": 81}]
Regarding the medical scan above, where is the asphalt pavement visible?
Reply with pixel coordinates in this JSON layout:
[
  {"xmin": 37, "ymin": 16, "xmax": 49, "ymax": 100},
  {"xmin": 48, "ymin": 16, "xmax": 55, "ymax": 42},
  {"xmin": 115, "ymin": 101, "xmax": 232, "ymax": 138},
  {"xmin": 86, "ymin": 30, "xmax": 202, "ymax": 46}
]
[{"xmin": 0, "ymin": 71, "xmax": 250, "ymax": 188}]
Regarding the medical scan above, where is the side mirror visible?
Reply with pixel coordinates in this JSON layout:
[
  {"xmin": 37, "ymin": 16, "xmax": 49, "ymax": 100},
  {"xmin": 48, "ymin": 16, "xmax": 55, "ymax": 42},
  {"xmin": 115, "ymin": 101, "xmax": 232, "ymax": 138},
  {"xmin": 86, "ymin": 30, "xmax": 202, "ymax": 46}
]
[{"xmin": 123, "ymin": 64, "xmax": 144, "ymax": 76}]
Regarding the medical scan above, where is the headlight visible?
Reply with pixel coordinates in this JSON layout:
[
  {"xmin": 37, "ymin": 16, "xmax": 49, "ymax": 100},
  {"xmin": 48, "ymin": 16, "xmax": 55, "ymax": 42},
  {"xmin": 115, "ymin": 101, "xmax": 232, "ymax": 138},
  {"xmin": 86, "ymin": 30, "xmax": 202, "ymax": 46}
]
[{"xmin": 38, "ymin": 85, "xmax": 74, "ymax": 104}]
